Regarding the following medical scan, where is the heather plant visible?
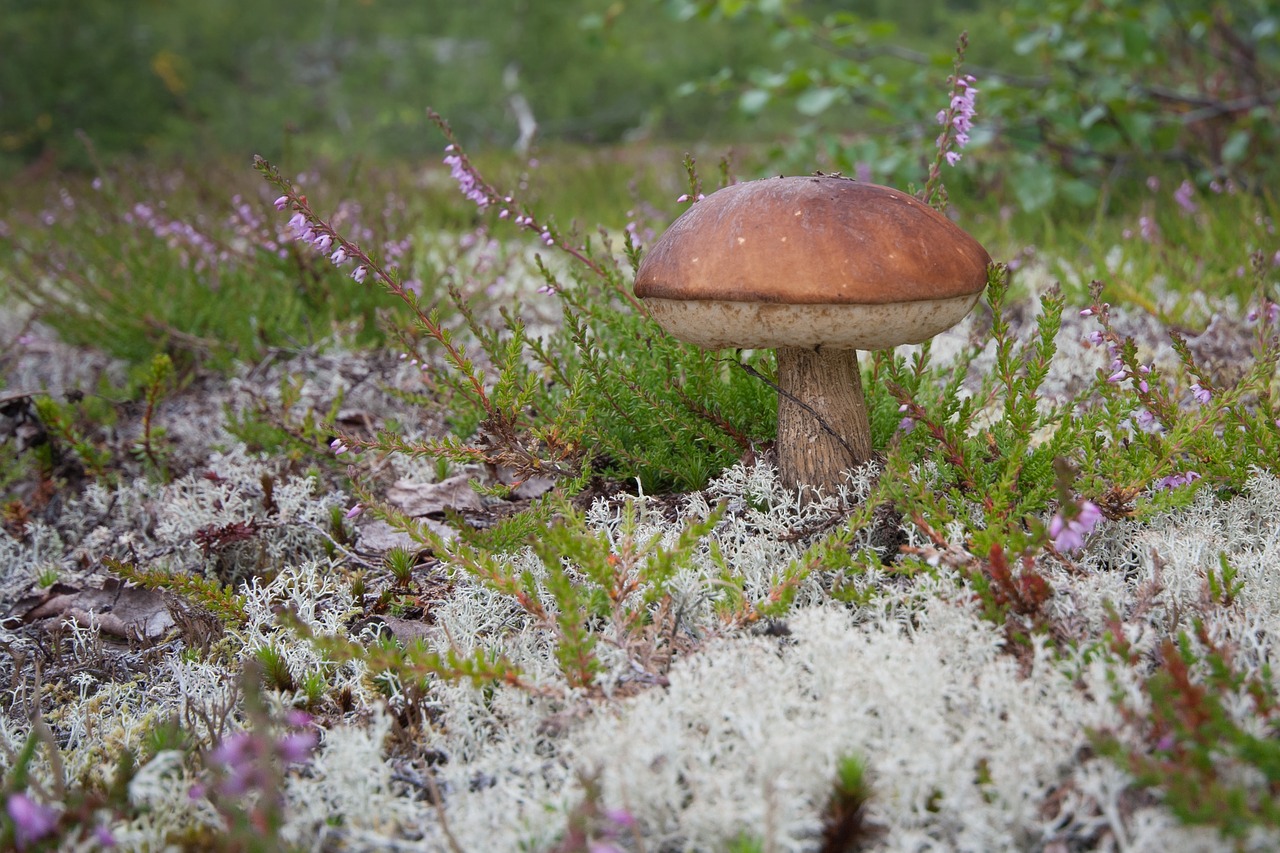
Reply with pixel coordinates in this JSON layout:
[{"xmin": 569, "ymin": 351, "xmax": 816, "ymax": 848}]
[
  {"xmin": 1094, "ymin": 610, "xmax": 1280, "ymax": 839},
  {"xmin": 258, "ymin": 120, "xmax": 777, "ymax": 493},
  {"xmin": 2, "ymin": 164, "xmax": 427, "ymax": 370},
  {"xmin": 1043, "ymin": 174, "xmax": 1280, "ymax": 316}
]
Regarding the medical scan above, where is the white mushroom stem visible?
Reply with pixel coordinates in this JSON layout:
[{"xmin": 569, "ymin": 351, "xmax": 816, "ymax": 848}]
[{"xmin": 775, "ymin": 346, "xmax": 872, "ymax": 496}]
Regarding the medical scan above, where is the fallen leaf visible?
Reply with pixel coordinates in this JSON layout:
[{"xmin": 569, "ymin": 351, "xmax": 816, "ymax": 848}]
[
  {"xmin": 357, "ymin": 518, "xmax": 456, "ymax": 553},
  {"xmin": 386, "ymin": 474, "xmax": 484, "ymax": 516},
  {"xmin": 12, "ymin": 579, "xmax": 179, "ymax": 642},
  {"xmin": 496, "ymin": 465, "xmax": 557, "ymax": 500}
]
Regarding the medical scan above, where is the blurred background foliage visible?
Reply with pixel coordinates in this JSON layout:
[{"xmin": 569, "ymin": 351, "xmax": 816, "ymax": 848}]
[{"xmin": 1, "ymin": 0, "xmax": 1277, "ymax": 208}]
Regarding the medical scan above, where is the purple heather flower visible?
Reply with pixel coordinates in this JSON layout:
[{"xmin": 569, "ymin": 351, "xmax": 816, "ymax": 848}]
[
  {"xmin": 285, "ymin": 710, "xmax": 312, "ymax": 727},
  {"xmin": 444, "ymin": 148, "xmax": 490, "ymax": 209},
  {"xmin": 938, "ymin": 75, "xmax": 977, "ymax": 167},
  {"xmin": 211, "ymin": 732, "xmax": 257, "ymax": 769},
  {"xmin": 315, "ymin": 234, "xmax": 332, "ymax": 252},
  {"xmin": 1158, "ymin": 471, "xmax": 1201, "ymax": 490},
  {"xmin": 1107, "ymin": 369, "xmax": 1127, "ymax": 383},
  {"xmin": 1085, "ymin": 330, "xmax": 1106, "ymax": 346},
  {"xmin": 352, "ymin": 266, "xmax": 368, "ymax": 284},
  {"xmin": 1173, "ymin": 180, "xmax": 1197, "ymax": 213},
  {"xmin": 277, "ymin": 730, "xmax": 318, "ymax": 764},
  {"xmin": 345, "ymin": 503, "xmax": 363, "ymax": 519},
  {"xmin": 540, "ymin": 230, "xmax": 555, "ymax": 246},
  {"xmin": 1080, "ymin": 308, "xmax": 1094, "ymax": 317},
  {"xmin": 94, "ymin": 825, "xmax": 117, "ymax": 847},
  {"xmin": 676, "ymin": 194, "xmax": 690, "ymax": 203},
  {"xmin": 1138, "ymin": 216, "xmax": 1159, "ymax": 243},
  {"xmin": 604, "ymin": 808, "xmax": 636, "ymax": 829},
  {"xmin": 1135, "ymin": 409, "xmax": 1159, "ymax": 432},
  {"xmin": 1146, "ymin": 176, "xmax": 1160, "ymax": 192},
  {"xmin": 6, "ymin": 793, "xmax": 58, "ymax": 849},
  {"xmin": 1049, "ymin": 500, "xmax": 1102, "ymax": 552},
  {"xmin": 330, "ymin": 247, "xmax": 347, "ymax": 265},
  {"xmin": 1190, "ymin": 383, "xmax": 1212, "ymax": 405},
  {"xmin": 274, "ymin": 195, "xmax": 290, "ymax": 211},
  {"xmin": 898, "ymin": 416, "xmax": 916, "ymax": 434}
]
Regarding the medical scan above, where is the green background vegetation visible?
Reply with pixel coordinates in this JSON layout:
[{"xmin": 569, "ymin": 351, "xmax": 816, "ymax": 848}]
[{"xmin": 5, "ymin": 0, "xmax": 1276, "ymax": 208}]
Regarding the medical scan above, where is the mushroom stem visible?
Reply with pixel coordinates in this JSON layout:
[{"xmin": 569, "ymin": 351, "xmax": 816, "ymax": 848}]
[{"xmin": 775, "ymin": 346, "xmax": 872, "ymax": 495}]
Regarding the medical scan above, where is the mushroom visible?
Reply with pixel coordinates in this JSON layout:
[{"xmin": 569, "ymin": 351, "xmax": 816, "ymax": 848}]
[{"xmin": 634, "ymin": 175, "xmax": 991, "ymax": 495}]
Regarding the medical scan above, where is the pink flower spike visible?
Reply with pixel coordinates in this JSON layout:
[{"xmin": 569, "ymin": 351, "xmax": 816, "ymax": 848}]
[
  {"xmin": 1173, "ymin": 180, "xmax": 1197, "ymax": 214},
  {"xmin": 274, "ymin": 195, "xmax": 290, "ymax": 211}
]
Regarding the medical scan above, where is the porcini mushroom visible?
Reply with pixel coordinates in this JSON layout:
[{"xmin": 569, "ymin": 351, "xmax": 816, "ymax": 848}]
[{"xmin": 634, "ymin": 175, "xmax": 991, "ymax": 495}]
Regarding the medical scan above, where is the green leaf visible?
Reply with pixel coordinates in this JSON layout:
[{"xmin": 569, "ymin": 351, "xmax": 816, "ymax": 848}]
[
  {"xmin": 1011, "ymin": 160, "xmax": 1057, "ymax": 212},
  {"xmin": 739, "ymin": 88, "xmax": 770, "ymax": 114},
  {"xmin": 795, "ymin": 86, "xmax": 841, "ymax": 116},
  {"xmin": 1222, "ymin": 129, "xmax": 1251, "ymax": 164}
]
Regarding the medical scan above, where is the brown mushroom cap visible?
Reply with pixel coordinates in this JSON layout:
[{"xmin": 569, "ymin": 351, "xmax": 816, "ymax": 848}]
[{"xmin": 634, "ymin": 176, "xmax": 991, "ymax": 350}]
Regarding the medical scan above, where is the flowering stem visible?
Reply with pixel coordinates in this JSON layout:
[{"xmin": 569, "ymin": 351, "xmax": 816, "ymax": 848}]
[
  {"xmin": 920, "ymin": 31, "xmax": 975, "ymax": 211},
  {"xmin": 253, "ymin": 155, "xmax": 493, "ymax": 422},
  {"xmin": 426, "ymin": 111, "xmax": 645, "ymax": 314}
]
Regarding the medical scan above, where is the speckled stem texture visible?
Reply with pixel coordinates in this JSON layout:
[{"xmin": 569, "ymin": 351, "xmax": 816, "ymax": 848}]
[{"xmin": 775, "ymin": 345, "xmax": 871, "ymax": 496}]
